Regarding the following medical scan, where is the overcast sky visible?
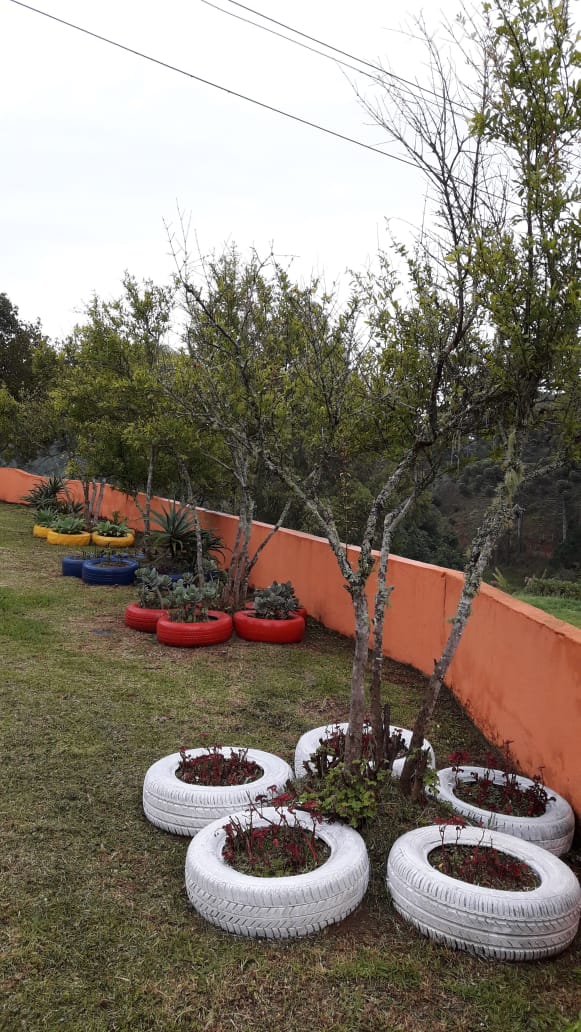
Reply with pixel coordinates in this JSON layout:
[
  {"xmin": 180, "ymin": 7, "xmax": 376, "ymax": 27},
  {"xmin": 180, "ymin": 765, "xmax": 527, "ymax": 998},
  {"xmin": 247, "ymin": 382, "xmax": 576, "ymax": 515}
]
[{"xmin": 2, "ymin": 0, "xmax": 463, "ymax": 341}]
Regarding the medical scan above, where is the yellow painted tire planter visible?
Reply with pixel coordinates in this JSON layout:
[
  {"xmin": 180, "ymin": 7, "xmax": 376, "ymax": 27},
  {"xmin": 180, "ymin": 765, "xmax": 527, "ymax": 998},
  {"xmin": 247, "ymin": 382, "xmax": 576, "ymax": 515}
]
[
  {"xmin": 46, "ymin": 529, "xmax": 92, "ymax": 546},
  {"xmin": 91, "ymin": 532, "xmax": 135, "ymax": 548},
  {"xmin": 33, "ymin": 524, "xmax": 50, "ymax": 539}
]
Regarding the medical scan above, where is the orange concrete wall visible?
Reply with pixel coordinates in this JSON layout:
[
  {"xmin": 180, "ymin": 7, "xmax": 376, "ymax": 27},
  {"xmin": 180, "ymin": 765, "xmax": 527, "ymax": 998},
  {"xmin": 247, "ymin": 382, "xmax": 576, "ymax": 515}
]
[{"xmin": 2, "ymin": 467, "xmax": 580, "ymax": 816}]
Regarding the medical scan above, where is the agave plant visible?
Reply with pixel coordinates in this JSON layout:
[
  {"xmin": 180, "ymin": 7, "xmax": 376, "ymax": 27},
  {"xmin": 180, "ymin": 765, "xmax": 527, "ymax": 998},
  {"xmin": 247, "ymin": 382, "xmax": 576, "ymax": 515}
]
[
  {"xmin": 94, "ymin": 518, "xmax": 131, "ymax": 538},
  {"xmin": 150, "ymin": 501, "xmax": 197, "ymax": 559},
  {"xmin": 150, "ymin": 502, "xmax": 226, "ymax": 577},
  {"xmin": 51, "ymin": 514, "xmax": 88, "ymax": 535},
  {"xmin": 33, "ymin": 507, "xmax": 59, "ymax": 528},
  {"xmin": 22, "ymin": 475, "xmax": 66, "ymax": 511}
]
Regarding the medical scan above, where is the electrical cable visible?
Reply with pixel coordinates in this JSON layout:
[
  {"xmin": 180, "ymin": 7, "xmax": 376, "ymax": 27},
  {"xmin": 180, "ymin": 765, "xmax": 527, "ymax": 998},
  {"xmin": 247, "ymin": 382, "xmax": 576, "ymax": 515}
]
[
  {"xmin": 217, "ymin": 0, "xmax": 474, "ymax": 112},
  {"xmin": 199, "ymin": 0, "xmax": 470, "ymax": 118},
  {"xmin": 7, "ymin": 0, "xmax": 423, "ymax": 170}
]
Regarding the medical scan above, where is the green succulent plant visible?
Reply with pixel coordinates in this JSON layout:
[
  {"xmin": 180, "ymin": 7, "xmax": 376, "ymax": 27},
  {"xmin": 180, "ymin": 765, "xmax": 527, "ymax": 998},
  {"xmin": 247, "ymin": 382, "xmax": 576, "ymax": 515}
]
[{"xmin": 253, "ymin": 581, "xmax": 299, "ymax": 620}]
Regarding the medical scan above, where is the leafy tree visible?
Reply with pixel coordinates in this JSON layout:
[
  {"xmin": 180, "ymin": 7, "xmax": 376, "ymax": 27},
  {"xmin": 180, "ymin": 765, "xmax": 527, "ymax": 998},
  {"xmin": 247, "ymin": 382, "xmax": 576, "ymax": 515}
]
[
  {"xmin": 171, "ymin": 242, "xmax": 320, "ymax": 611},
  {"xmin": 360, "ymin": 0, "xmax": 581, "ymax": 794},
  {"xmin": 0, "ymin": 293, "xmax": 44, "ymax": 399},
  {"xmin": 52, "ymin": 274, "xmax": 215, "ymax": 532},
  {"xmin": 0, "ymin": 294, "xmax": 60, "ymax": 463}
]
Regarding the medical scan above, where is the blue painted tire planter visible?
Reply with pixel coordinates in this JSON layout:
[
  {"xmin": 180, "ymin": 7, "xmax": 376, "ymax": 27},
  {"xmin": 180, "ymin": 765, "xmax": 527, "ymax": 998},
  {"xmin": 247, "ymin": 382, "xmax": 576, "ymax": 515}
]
[
  {"xmin": 81, "ymin": 558, "xmax": 139, "ymax": 585},
  {"xmin": 62, "ymin": 555, "xmax": 87, "ymax": 578}
]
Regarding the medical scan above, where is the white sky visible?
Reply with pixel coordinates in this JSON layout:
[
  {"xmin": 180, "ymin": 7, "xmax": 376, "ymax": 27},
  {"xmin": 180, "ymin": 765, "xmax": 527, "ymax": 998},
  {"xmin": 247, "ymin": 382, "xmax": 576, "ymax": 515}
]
[{"xmin": 2, "ymin": 0, "xmax": 461, "ymax": 341}]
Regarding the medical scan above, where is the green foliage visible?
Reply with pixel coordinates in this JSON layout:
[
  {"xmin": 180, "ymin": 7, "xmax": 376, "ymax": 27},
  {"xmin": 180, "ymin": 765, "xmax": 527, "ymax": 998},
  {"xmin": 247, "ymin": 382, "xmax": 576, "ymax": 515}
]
[
  {"xmin": 0, "ymin": 292, "xmax": 46, "ymax": 400},
  {"xmin": 522, "ymin": 577, "xmax": 581, "ymax": 601},
  {"xmin": 50, "ymin": 515, "xmax": 87, "ymax": 535},
  {"xmin": 491, "ymin": 567, "xmax": 512, "ymax": 593},
  {"xmin": 299, "ymin": 761, "xmax": 388, "ymax": 828},
  {"xmin": 150, "ymin": 501, "xmax": 197, "ymax": 559},
  {"xmin": 253, "ymin": 580, "xmax": 299, "ymax": 620},
  {"xmin": 391, "ymin": 493, "xmax": 465, "ymax": 569},
  {"xmin": 134, "ymin": 566, "xmax": 173, "ymax": 609},
  {"xmin": 93, "ymin": 517, "xmax": 130, "ymax": 538},
  {"xmin": 150, "ymin": 502, "xmax": 225, "ymax": 580},
  {"xmin": 165, "ymin": 577, "xmax": 218, "ymax": 622},
  {"xmin": 22, "ymin": 474, "xmax": 66, "ymax": 510},
  {"xmin": 33, "ymin": 508, "xmax": 59, "ymax": 528}
]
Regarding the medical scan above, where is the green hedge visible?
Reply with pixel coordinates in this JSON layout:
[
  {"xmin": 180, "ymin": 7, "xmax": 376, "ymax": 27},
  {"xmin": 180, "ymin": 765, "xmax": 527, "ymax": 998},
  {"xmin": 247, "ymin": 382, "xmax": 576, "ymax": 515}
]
[{"xmin": 522, "ymin": 577, "xmax": 581, "ymax": 600}]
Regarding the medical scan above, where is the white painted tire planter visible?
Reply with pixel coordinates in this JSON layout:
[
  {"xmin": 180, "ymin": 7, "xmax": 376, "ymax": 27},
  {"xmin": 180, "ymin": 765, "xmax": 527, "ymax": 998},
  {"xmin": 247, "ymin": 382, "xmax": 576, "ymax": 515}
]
[
  {"xmin": 435, "ymin": 767, "xmax": 575, "ymax": 856},
  {"xmin": 143, "ymin": 747, "xmax": 293, "ymax": 836},
  {"xmin": 294, "ymin": 722, "xmax": 435, "ymax": 779},
  {"xmin": 386, "ymin": 825, "xmax": 581, "ymax": 961},
  {"xmin": 185, "ymin": 806, "xmax": 370, "ymax": 938}
]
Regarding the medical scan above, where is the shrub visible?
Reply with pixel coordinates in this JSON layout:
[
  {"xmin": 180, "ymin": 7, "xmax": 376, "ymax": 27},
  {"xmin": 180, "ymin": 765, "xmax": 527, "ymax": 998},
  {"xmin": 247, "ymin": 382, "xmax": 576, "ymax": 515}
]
[{"xmin": 522, "ymin": 577, "xmax": 581, "ymax": 601}]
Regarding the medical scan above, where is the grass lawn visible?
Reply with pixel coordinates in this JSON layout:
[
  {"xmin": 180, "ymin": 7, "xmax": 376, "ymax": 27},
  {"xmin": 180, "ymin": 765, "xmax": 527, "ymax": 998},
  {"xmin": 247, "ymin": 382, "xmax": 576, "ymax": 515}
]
[
  {"xmin": 514, "ymin": 593, "xmax": 581, "ymax": 630},
  {"xmin": 1, "ymin": 503, "xmax": 580, "ymax": 1032}
]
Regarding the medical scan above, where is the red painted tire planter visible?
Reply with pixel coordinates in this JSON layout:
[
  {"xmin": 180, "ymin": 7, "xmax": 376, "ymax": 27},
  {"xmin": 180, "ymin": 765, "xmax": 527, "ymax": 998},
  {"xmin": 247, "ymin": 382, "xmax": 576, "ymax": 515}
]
[
  {"xmin": 124, "ymin": 603, "xmax": 165, "ymax": 633},
  {"xmin": 233, "ymin": 610, "xmax": 305, "ymax": 643},
  {"xmin": 82, "ymin": 558, "xmax": 139, "ymax": 585},
  {"xmin": 156, "ymin": 611, "xmax": 233, "ymax": 647}
]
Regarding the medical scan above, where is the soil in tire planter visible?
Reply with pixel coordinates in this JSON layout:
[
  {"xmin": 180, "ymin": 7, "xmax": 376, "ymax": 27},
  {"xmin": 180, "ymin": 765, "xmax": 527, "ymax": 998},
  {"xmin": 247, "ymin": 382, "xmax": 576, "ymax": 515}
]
[
  {"xmin": 452, "ymin": 776, "xmax": 548, "ymax": 817},
  {"xmin": 428, "ymin": 844, "xmax": 541, "ymax": 890},
  {"xmin": 223, "ymin": 825, "xmax": 331, "ymax": 877}
]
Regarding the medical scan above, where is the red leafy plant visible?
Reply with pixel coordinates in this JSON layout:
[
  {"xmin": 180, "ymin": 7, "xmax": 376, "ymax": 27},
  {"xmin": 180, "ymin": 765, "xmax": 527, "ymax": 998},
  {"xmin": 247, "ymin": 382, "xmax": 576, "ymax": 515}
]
[
  {"xmin": 449, "ymin": 742, "xmax": 553, "ymax": 818},
  {"xmin": 305, "ymin": 721, "xmax": 406, "ymax": 778},
  {"xmin": 222, "ymin": 791, "xmax": 330, "ymax": 877},
  {"xmin": 176, "ymin": 744, "xmax": 263, "ymax": 786},
  {"xmin": 429, "ymin": 816, "xmax": 540, "ymax": 891}
]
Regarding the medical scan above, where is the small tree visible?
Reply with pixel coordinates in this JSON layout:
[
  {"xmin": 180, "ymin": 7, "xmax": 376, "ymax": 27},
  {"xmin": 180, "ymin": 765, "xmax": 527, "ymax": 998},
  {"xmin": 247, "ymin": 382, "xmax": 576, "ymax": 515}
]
[
  {"xmin": 358, "ymin": 0, "xmax": 581, "ymax": 794},
  {"xmin": 169, "ymin": 241, "xmax": 307, "ymax": 611}
]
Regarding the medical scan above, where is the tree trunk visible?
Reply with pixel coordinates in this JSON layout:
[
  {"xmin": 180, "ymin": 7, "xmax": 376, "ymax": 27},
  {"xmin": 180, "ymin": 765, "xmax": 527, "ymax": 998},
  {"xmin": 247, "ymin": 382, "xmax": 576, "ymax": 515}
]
[
  {"xmin": 344, "ymin": 587, "xmax": 370, "ymax": 765},
  {"xmin": 400, "ymin": 434, "xmax": 524, "ymax": 796},
  {"xmin": 368, "ymin": 495, "xmax": 414, "ymax": 765},
  {"xmin": 220, "ymin": 490, "xmax": 253, "ymax": 611}
]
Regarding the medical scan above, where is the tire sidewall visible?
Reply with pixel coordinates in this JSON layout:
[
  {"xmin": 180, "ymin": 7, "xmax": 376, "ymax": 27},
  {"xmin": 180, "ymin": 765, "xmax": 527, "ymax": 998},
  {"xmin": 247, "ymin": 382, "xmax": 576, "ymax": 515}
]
[
  {"xmin": 156, "ymin": 610, "xmax": 233, "ymax": 646},
  {"xmin": 82, "ymin": 558, "xmax": 139, "ymax": 585},
  {"xmin": 143, "ymin": 748, "xmax": 294, "ymax": 835},
  {"xmin": 435, "ymin": 766, "xmax": 575, "ymax": 855},
  {"xmin": 124, "ymin": 602, "xmax": 165, "ymax": 632},
  {"xmin": 386, "ymin": 824, "xmax": 581, "ymax": 959},
  {"xmin": 233, "ymin": 610, "xmax": 305, "ymax": 643},
  {"xmin": 185, "ymin": 806, "xmax": 370, "ymax": 937}
]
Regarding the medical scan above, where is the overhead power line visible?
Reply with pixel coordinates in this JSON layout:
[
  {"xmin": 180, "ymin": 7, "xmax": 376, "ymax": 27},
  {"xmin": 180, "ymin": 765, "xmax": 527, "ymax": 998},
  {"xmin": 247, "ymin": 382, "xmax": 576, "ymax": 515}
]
[
  {"xmin": 216, "ymin": 0, "xmax": 473, "ymax": 113},
  {"xmin": 199, "ymin": 0, "xmax": 476, "ymax": 122},
  {"xmin": 7, "ymin": 0, "xmax": 421, "ymax": 170}
]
